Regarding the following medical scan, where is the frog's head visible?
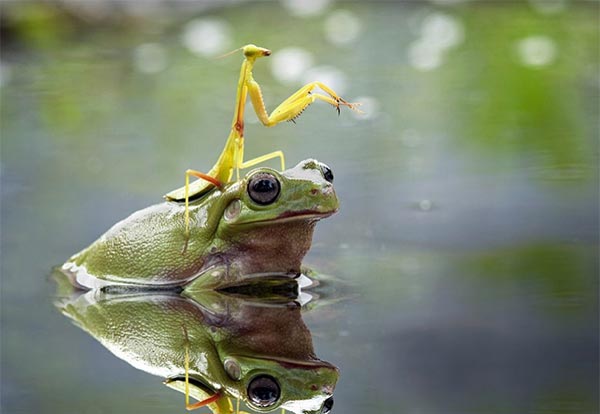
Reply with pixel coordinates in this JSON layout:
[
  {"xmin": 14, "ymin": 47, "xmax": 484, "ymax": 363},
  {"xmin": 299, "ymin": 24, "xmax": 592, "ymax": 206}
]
[
  {"xmin": 222, "ymin": 159, "xmax": 338, "ymax": 227},
  {"xmin": 213, "ymin": 159, "xmax": 338, "ymax": 276},
  {"xmin": 223, "ymin": 355, "xmax": 338, "ymax": 414},
  {"xmin": 165, "ymin": 357, "xmax": 337, "ymax": 414}
]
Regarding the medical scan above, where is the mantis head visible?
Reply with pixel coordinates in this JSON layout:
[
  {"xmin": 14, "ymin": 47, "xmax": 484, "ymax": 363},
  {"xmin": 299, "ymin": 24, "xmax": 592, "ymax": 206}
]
[{"xmin": 242, "ymin": 44, "xmax": 271, "ymax": 58}]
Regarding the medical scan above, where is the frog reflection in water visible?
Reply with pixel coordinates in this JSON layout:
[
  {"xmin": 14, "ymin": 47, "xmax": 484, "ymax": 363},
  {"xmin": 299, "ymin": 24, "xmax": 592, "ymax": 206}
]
[
  {"xmin": 61, "ymin": 159, "xmax": 337, "ymax": 289},
  {"xmin": 57, "ymin": 287, "xmax": 338, "ymax": 414}
]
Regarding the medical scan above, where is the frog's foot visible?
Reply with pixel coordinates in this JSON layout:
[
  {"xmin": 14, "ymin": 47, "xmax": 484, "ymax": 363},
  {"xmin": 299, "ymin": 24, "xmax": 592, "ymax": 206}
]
[{"xmin": 61, "ymin": 261, "xmax": 134, "ymax": 290}]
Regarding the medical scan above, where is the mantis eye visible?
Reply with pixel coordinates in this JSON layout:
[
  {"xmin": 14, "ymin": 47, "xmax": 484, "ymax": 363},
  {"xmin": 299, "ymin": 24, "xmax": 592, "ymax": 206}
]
[
  {"xmin": 320, "ymin": 163, "xmax": 334, "ymax": 183},
  {"xmin": 247, "ymin": 375, "xmax": 280, "ymax": 407},
  {"xmin": 248, "ymin": 173, "xmax": 280, "ymax": 205},
  {"xmin": 322, "ymin": 396, "xmax": 334, "ymax": 413}
]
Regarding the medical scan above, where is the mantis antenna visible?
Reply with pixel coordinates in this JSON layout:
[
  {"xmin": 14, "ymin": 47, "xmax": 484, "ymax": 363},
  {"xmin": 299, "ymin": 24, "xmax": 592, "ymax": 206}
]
[{"xmin": 215, "ymin": 47, "xmax": 244, "ymax": 60}]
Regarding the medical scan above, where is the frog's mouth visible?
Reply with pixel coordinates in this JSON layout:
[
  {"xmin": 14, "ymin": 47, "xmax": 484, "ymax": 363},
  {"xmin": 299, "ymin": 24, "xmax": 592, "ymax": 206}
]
[
  {"xmin": 230, "ymin": 353, "xmax": 338, "ymax": 371},
  {"xmin": 276, "ymin": 208, "xmax": 337, "ymax": 221},
  {"xmin": 239, "ymin": 208, "xmax": 338, "ymax": 225}
]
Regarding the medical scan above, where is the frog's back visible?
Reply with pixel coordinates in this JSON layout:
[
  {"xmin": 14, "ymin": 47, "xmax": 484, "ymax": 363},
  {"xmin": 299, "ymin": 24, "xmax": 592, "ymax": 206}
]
[{"xmin": 62, "ymin": 202, "xmax": 211, "ymax": 289}]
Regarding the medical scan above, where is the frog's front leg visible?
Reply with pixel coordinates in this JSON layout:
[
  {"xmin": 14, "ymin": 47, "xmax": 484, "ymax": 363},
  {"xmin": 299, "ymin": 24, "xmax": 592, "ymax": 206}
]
[{"xmin": 247, "ymin": 80, "xmax": 362, "ymax": 126}]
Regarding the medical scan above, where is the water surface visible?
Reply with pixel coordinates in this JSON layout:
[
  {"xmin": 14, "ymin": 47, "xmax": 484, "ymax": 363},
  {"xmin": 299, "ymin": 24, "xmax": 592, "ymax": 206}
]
[{"xmin": 1, "ymin": 1, "xmax": 598, "ymax": 413}]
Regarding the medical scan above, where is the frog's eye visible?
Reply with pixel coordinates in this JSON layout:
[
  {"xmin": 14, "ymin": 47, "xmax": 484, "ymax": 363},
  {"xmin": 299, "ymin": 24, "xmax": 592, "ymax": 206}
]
[
  {"xmin": 247, "ymin": 375, "xmax": 280, "ymax": 407},
  {"xmin": 248, "ymin": 173, "xmax": 281, "ymax": 205},
  {"xmin": 320, "ymin": 163, "xmax": 334, "ymax": 183},
  {"xmin": 322, "ymin": 396, "xmax": 334, "ymax": 413}
]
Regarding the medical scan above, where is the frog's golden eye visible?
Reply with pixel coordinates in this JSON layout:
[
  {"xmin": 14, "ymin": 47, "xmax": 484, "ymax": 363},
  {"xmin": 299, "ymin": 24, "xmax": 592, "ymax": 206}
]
[
  {"xmin": 247, "ymin": 375, "xmax": 280, "ymax": 407},
  {"xmin": 248, "ymin": 173, "xmax": 281, "ymax": 205},
  {"xmin": 322, "ymin": 396, "xmax": 334, "ymax": 413},
  {"xmin": 320, "ymin": 163, "xmax": 334, "ymax": 183}
]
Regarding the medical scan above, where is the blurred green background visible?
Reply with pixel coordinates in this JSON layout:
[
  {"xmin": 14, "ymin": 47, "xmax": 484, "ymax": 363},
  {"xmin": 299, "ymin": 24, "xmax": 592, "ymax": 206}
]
[{"xmin": 1, "ymin": 1, "xmax": 598, "ymax": 413}]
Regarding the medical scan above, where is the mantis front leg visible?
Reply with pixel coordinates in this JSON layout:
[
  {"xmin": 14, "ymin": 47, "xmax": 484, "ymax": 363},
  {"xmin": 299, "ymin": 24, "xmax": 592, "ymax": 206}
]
[{"xmin": 247, "ymin": 80, "xmax": 362, "ymax": 127}]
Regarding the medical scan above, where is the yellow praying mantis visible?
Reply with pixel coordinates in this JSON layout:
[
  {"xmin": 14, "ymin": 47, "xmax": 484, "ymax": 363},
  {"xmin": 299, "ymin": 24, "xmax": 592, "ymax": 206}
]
[{"xmin": 163, "ymin": 44, "xmax": 361, "ymax": 235}]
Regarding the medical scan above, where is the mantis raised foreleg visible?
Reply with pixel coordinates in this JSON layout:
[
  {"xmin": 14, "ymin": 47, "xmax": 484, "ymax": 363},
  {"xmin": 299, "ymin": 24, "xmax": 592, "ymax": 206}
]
[{"xmin": 164, "ymin": 44, "xmax": 361, "ymax": 235}]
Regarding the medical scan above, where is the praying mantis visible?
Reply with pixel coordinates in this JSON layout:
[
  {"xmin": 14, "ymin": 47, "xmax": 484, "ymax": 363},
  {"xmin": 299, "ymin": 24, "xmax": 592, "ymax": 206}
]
[{"xmin": 163, "ymin": 44, "xmax": 361, "ymax": 235}]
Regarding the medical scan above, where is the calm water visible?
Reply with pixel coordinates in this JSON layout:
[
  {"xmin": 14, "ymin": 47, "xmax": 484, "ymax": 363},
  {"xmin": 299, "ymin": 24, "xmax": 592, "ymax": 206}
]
[{"xmin": 1, "ymin": 1, "xmax": 598, "ymax": 413}]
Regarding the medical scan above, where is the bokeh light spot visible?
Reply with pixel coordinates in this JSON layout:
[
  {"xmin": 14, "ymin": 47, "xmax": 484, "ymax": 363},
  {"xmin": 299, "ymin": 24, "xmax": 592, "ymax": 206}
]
[
  {"xmin": 516, "ymin": 35, "xmax": 557, "ymax": 68},
  {"xmin": 408, "ymin": 12, "xmax": 464, "ymax": 71},
  {"xmin": 181, "ymin": 18, "xmax": 232, "ymax": 57},
  {"xmin": 408, "ymin": 40, "xmax": 444, "ymax": 71},
  {"xmin": 421, "ymin": 12, "xmax": 464, "ymax": 50},
  {"xmin": 528, "ymin": 0, "xmax": 567, "ymax": 15},
  {"xmin": 351, "ymin": 96, "xmax": 380, "ymax": 121},
  {"xmin": 324, "ymin": 9, "xmax": 363, "ymax": 47},
  {"xmin": 280, "ymin": 0, "xmax": 331, "ymax": 17},
  {"xmin": 418, "ymin": 199, "xmax": 433, "ymax": 211},
  {"xmin": 270, "ymin": 47, "xmax": 314, "ymax": 84}
]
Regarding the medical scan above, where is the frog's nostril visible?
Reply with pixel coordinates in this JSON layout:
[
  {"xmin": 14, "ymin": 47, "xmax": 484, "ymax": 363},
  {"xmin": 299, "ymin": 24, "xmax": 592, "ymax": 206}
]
[
  {"xmin": 310, "ymin": 189, "xmax": 319, "ymax": 196},
  {"xmin": 322, "ymin": 185, "xmax": 334, "ymax": 196}
]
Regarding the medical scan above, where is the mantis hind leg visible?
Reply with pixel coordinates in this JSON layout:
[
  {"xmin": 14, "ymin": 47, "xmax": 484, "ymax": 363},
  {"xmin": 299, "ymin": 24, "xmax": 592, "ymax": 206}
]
[
  {"xmin": 238, "ymin": 150, "xmax": 285, "ymax": 174},
  {"xmin": 228, "ymin": 150, "xmax": 285, "ymax": 191}
]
